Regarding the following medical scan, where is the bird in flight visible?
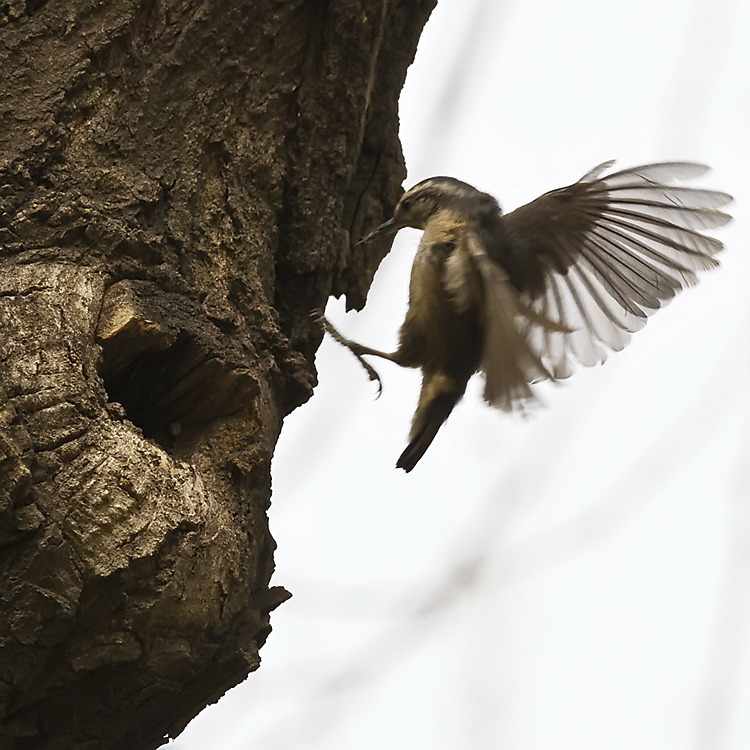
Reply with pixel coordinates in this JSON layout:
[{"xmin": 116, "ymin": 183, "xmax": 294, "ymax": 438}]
[{"xmin": 322, "ymin": 162, "xmax": 732, "ymax": 472}]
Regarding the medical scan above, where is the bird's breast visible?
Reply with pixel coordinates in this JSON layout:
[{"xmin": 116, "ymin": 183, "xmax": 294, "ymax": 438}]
[{"xmin": 398, "ymin": 230, "xmax": 484, "ymax": 377}]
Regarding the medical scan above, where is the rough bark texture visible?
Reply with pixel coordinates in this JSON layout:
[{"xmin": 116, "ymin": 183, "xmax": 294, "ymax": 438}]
[{"xmin": 0, "ymin": 1, "xmax": 435, "ymax": 748}]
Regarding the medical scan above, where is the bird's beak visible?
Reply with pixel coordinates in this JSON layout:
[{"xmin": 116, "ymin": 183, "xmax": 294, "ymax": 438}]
[{"xmin": 357, "ymin": 216, "xmax": 404, "ymax": 245}]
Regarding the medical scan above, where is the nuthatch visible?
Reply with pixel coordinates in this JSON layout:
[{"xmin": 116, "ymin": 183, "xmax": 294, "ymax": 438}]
[{"xmin": 323, "ymin": 162, "xmax": 732, "ymax": 472}]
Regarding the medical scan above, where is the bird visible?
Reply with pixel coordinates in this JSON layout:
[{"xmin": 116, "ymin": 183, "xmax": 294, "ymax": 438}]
[{"xmin": 321, "ymin": 161, "xmax": 732, "ymax": 472}]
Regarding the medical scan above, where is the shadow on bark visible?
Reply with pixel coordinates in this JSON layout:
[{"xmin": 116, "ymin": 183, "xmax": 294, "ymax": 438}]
[{"xmin": 0, "ymin": 0, "xmax": 435, "ymax": 747}]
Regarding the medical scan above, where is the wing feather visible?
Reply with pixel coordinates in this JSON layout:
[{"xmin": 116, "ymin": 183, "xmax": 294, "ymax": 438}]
[
  {"xmin": 463, "ymin": 231, "xmax": 555, "ymax": 411},
  {"xmin": 485, "ymin": 161, "xmax": 732, "ymax": 408}
]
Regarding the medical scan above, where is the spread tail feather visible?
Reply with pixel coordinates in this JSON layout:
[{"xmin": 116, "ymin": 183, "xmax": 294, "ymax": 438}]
[{"xmin": 396, "ymin": 374, "xmax": 464, "ymax": 472}]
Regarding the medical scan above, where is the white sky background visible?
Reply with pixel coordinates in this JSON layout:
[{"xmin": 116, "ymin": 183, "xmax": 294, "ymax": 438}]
[{"xmin": 174, "ymin": 0, "xmax": 750, "ymax": 748}]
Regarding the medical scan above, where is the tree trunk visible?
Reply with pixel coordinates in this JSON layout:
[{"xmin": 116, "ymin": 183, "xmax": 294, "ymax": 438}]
[{"xmin": 0, "ymin": 1, "xmax": 434, "ymax": 747}]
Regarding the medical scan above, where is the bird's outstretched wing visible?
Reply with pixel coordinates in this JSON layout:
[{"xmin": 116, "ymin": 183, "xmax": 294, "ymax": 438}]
[
  {"xmin": 459, "ymin": 229, "xmax": 569, "ymax": 411},
  {"xmin": 490, "ymin": 161, "xmax": 732, "ymax": 392}
]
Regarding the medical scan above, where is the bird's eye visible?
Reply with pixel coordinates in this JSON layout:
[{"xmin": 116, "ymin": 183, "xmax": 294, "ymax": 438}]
[{"xmin": 400, "ymin": 197, "xmax": 412, "ymax": 212}]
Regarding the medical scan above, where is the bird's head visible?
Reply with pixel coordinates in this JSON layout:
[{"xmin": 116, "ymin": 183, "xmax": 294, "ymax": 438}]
[{"xmin": 358, "ymin": 177, "xmax": 500, "ymax": 244}]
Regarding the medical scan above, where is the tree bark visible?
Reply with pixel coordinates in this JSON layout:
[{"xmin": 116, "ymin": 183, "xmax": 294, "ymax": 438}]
[{"xmin": 0, "ymin": 1, "xmax": 435, "ymax": 747}]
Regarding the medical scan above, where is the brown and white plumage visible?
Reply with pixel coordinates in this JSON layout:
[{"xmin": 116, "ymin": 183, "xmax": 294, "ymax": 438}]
[
  {"xmin": 497, "ymin": 162, "xmax": 731, "ymax": 389},
  {"xmin": 323, "ymin": 162, "xmax": 732, "ymax": 471}
]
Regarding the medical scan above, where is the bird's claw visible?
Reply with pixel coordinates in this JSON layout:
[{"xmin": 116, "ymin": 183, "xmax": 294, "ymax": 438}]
[
  {"xmin": 358, "ymin": 357, "xmax": 383, "ymax": 398},
  {"xmin": 314, "ymin": 310, "xmax": 384, "ymax": 397}
]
